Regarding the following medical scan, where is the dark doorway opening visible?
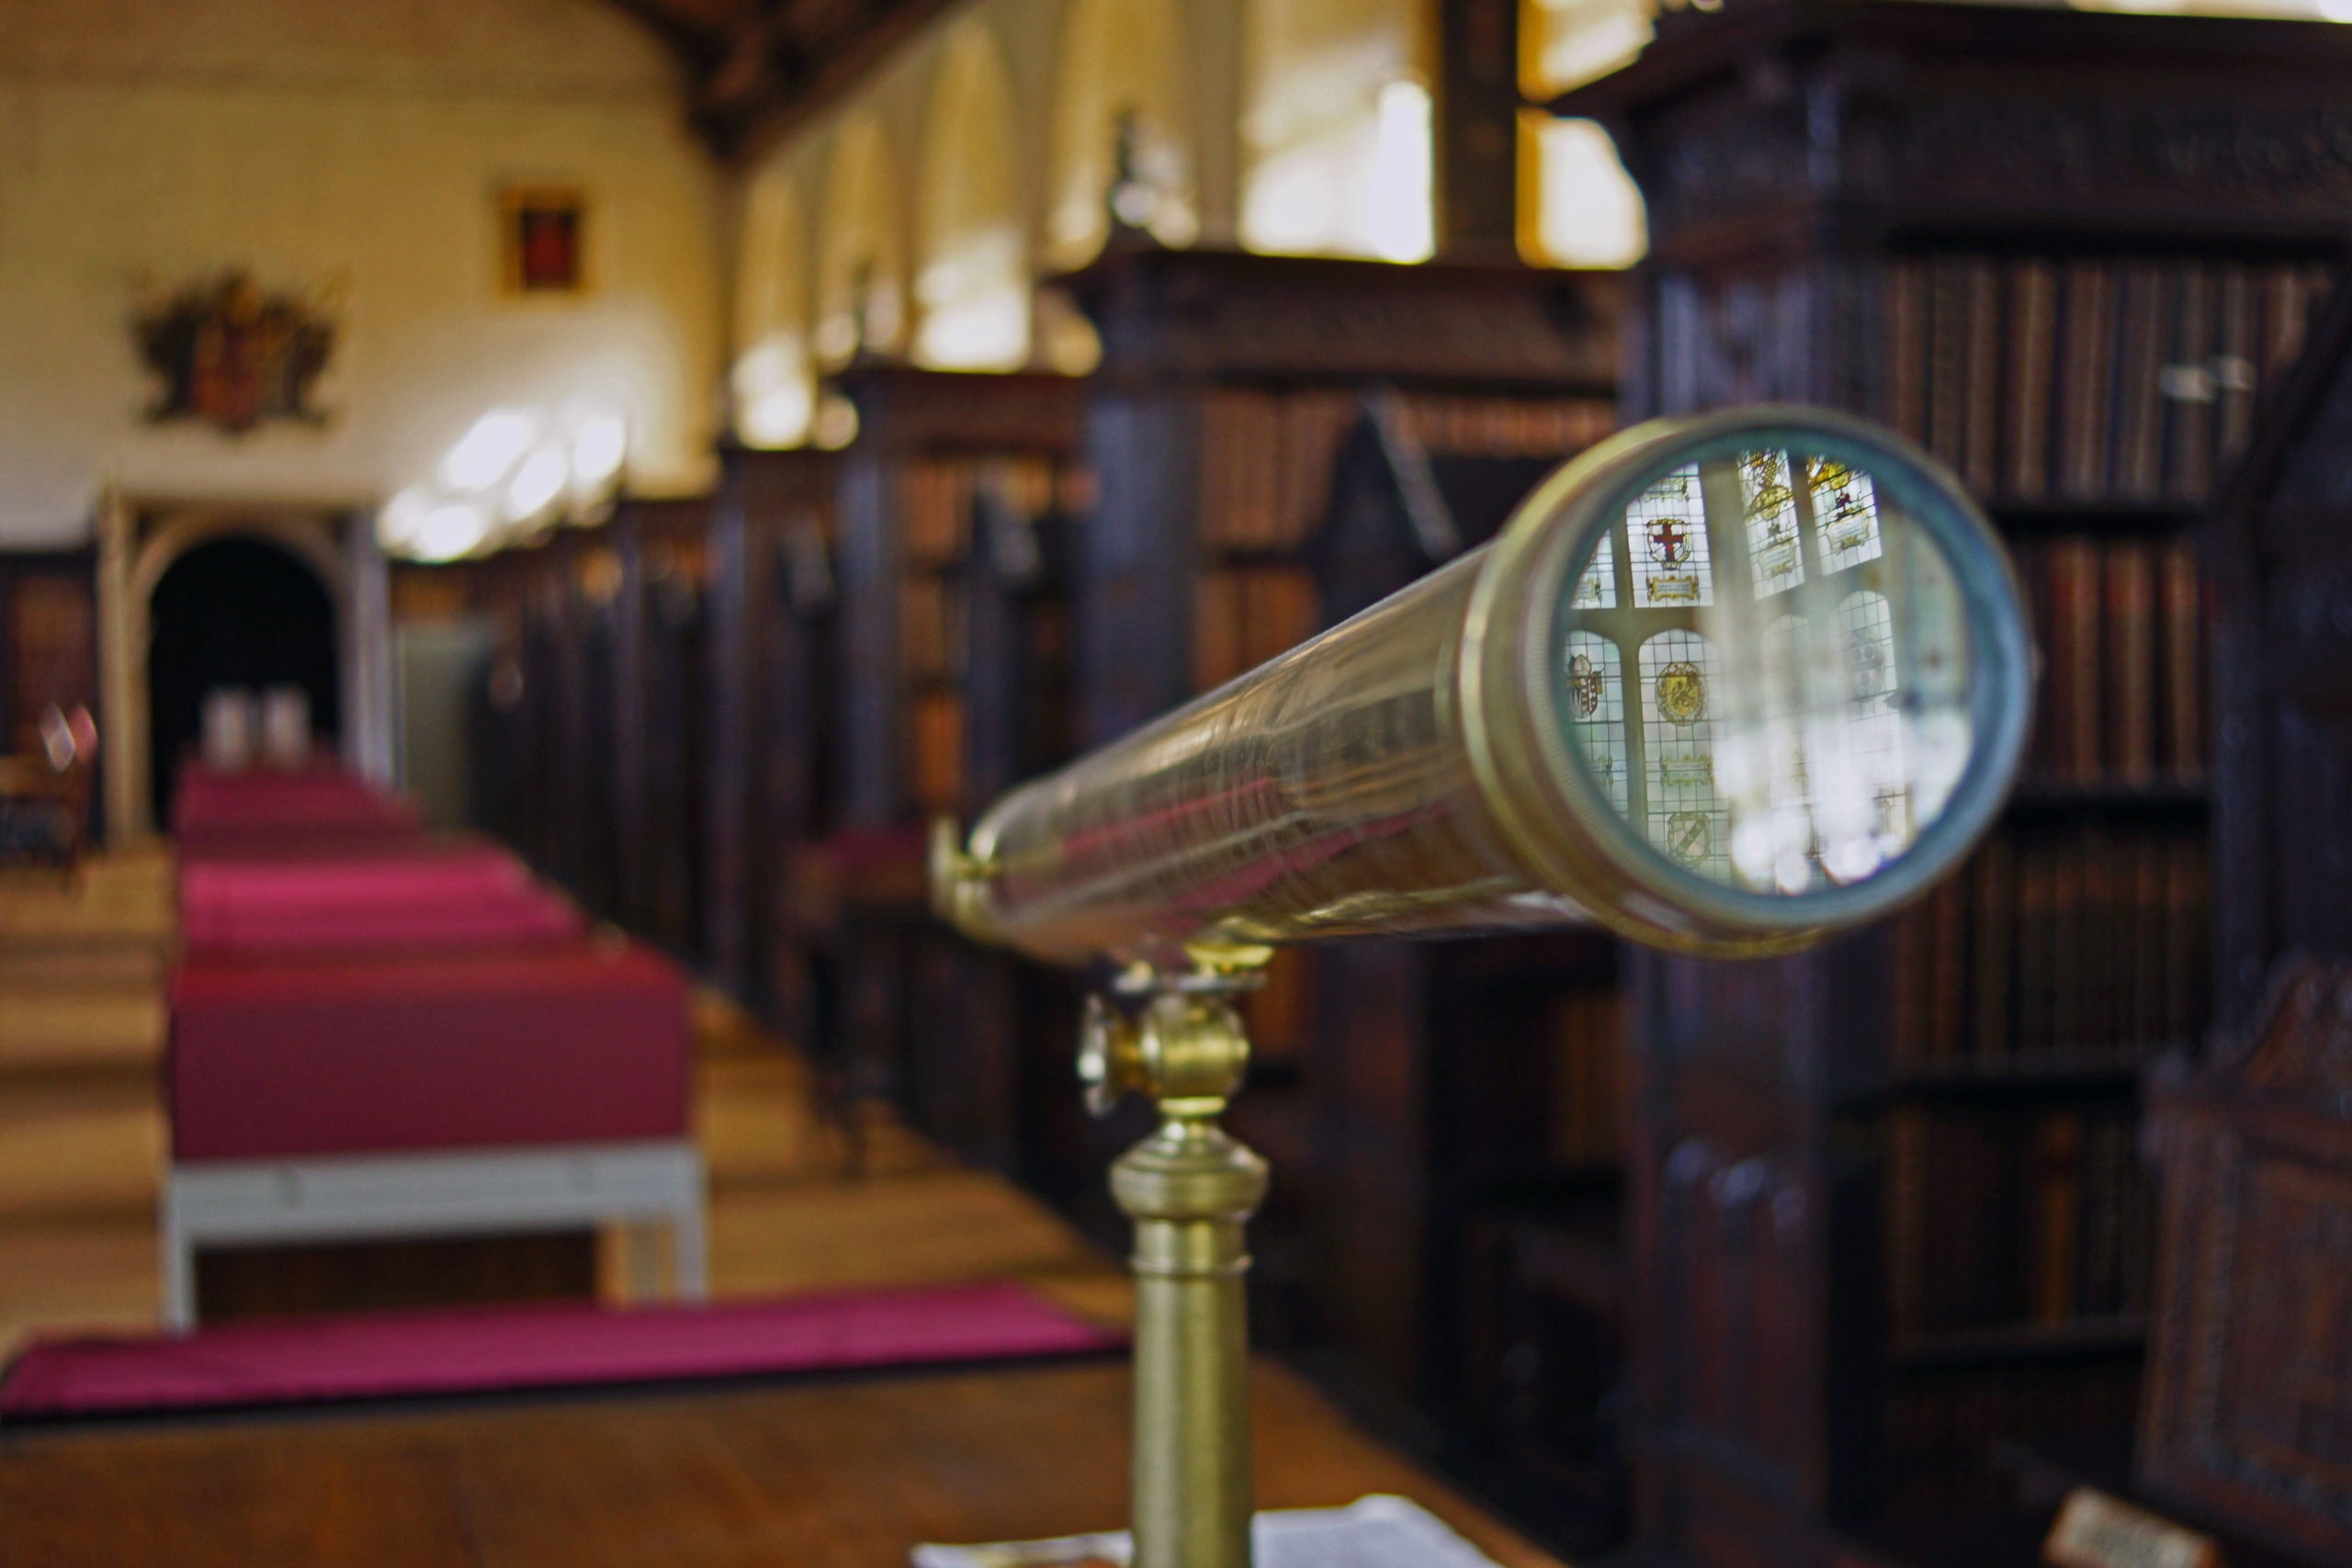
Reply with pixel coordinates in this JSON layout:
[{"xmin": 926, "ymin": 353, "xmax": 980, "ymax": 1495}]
[{"xmin": 148, "ymin": 536, "xmax": 340, "ymax": 827}]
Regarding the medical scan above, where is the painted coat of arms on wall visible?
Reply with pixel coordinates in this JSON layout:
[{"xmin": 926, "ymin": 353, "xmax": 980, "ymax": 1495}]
[{"xmin": 134, "ymin": 272, "xmax": 336, "ymax": 434}]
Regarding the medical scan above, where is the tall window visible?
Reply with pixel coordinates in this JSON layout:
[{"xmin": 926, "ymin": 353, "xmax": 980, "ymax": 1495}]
[
  {"xmin": 1518, "ymin": 114, "xmax": 1647, "ymax": 270},
  {"xmin": 814, "ymin": 113, "xmax": 908, "ymax": 368},
  {"xmin": 1046, "ymin": 0, "xmax": 1197, "ymax": 270},
  {"xmin": 1238, "ymin": 0, "xmax": 1434, "ymax": 261},
  {"xmin": 732, "ymin": 173, "xmax": 813, "ymax": 448},
  {"xmin": 914, "ymin": 27, "xmax": 1029, "ymax": 371}
]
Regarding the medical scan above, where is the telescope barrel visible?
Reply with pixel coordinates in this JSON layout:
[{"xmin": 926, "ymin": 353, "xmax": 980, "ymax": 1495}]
[{"xmin": 938, "ymin": 407, "xmax": 2034, "ymax": 966}]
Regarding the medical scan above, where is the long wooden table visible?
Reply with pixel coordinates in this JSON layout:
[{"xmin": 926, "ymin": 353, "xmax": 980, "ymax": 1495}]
[{"xmin": 0, "ymin": 1355, "xmax": 1566, "ymax": 1567}]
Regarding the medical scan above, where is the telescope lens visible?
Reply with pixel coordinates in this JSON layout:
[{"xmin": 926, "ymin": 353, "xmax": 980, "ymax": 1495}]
[{"xmin": 1558, "ymin": 445, "xmax": 1976, "ymax": 898}]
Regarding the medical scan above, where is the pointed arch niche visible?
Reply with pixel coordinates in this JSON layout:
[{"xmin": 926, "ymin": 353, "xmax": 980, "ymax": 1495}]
[
  {"xmin": 1238, "ymin": 0, "xmax": 1435, "ymax": 261},
  {"xmin": 813, "ymin": 112, "xmax": 910, "ymax": 369},
  {"xmin": 913, "ymin": 25, "xmax": 1030, "ymax": 371},
  {"xmin": 733, "ymin": 171, "xmax": 816, "ymax": 447},
  {"xmin": 1045, "ymin": 0, "xmax": 1198, "ymax": 271}
]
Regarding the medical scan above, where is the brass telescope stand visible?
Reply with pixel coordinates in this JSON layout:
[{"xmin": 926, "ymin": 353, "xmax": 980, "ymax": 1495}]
[{"xmin": 1080, "ymin": 976, "xmax": 1270, "ymax": 1568}]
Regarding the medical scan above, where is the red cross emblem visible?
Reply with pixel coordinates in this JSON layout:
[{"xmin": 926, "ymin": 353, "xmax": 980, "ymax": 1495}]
[{"xmin": 1649, "ymin": 518, "xmax": 1691, "ymax": 565}]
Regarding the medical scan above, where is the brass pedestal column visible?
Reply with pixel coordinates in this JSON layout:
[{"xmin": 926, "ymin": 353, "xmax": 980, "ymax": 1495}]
[{"xmin": 1081, "ymin": 981, "xmax": 1270, "ymax": 1568}]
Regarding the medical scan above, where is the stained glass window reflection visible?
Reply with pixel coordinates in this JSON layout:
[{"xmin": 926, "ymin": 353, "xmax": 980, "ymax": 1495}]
[
  {"xmin": 1826, "ymin": 589, "xmax": 1909, "ymax": 877},
  {"xmin": 1742, "ymin": 448, "xmax": 1804, "ymax": 598},
  {"xmin": 1809, "ymin": 456, "xmax": 1883, "ymax": 574},
  {"xmin": 1572, "ymin": 530, "xmax": 1616, "ymax": 608},
  {"xmin": 1626, "ymin": 464, "xmax": 1713, "ymax": 607},
  {"xmin": 1638, "ymin": 629, "xmax": 1726, "ymax": 880},
  {"xmin": 1564, "ymin": 631, "xmax": 1628, "ymax": 813},
  {"xmin": 1557, "ymin": 439, "xmax": 1983, "ymax": 898}
]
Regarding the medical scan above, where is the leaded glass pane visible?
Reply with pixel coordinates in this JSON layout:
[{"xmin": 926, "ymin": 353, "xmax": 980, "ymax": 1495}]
[
  {"xmin": 1572, "ymin": 530, "xmax": 1616, "ymax": 608},
  {"xmin": 1564, "ymin": 630, "xmax": 1628, "ymax": 813},
  {"xmin": 1809, "ymin": 456, "xmax": 1883, "ymax": 574},
  {"xmin": 1639, "ymin": 628, "xmax": 1726, "ymax": 879},
  {"xmin": 1626, "ymin": 463, "xmax": 1713, "ymax": 607},
  {"xmin": 1742, "ymin": 448, "xmax": 1804, "ymax": 598}
]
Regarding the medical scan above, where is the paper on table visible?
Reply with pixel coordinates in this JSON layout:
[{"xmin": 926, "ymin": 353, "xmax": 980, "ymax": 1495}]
[{"xmin": 910, "ymin": 1494, "xmax": 1509, "ymax": 1568}]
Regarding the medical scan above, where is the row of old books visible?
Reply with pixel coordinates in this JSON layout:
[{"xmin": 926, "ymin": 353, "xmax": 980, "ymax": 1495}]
[
  {"xmin": 899, "ymin": 577, "xmax": 966, "ymax": 688},
  {"xmin": 1883, "ymin": 1356, "xmax": 2144, "ymax": 1516},
  {"xmin": 2017, "ymin": 535, "xmax": 2204, "ymax": 787},
  {"xmin": 899, "ymin": 456, "xmax": 1062, "ymax": 568},
  {"xmin": 1888, "ymin": 1099, "xmax": 2156, "ymax": 1341},
  {"xmin": 1889, "ymin": 821, "xmax": 2210, "ymax": 1072},
  {"xmin": 1547, "ymin": 984, "xmax": 1623, "ymax": 1166},
  {"xmin": 904, "ymin": 689, "xmax": 964, "ymax": 816},
  {"xmin": 1884, "ymin": 253, "xmax": 2334, "ymax": 506},
  {"xmin": 1193, "ymin": 565, "xmax": 1322, "ymax": 693},
  {"xmin": 1197, "ymin": 389, "xmax": 1617, "ymax": 553},
  {"xmin": 9, "ymin": 573, "xmax": 97, "ymax": 758}
]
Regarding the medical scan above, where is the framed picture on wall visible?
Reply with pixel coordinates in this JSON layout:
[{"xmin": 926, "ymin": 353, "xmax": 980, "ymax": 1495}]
[{"xmin": 500, "ymin": 186, "xmax": 589, "ymax": 296}]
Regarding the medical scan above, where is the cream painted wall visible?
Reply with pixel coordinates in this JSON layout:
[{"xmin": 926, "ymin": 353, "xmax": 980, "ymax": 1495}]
[{"xmin": 0, "ymin": 0, "xmax": 724, "ymax": 547}]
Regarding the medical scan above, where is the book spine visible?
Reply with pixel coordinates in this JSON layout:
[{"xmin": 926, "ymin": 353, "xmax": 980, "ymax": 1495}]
[
  {"xmin": 2032, "ymin": 1111, "xmax": 2085, "ymax": 1325},
  {"xmin": 2077, "ymin": 1106, "xmax": 2130, "ymax": 1318},
  {"xmin": 2104, "ymin": 541, "xmax": 2156, "ymax": 786},
  {"xmin": 2057, "ymin": 262, "xmax": 2117, "ymax": 501},
  {"xmin": 2051, "ymin": 837, "xmax": 2084, "ymax": 1050},
  {"xmin": 2045, "ymin": 537, "xmax": 2104, "ymax": 784},
  {"xmin": 2165, "ymin": 260, "xmax": 2216, "ymax": 504},
  {"xmin": 1971, "ymin": 834, "xmax": 2016, "ymax": 1063},
  {"xmin": 1962, "ymin": 256, "xmax": 2002, "ymax": 498},
  {"xmin": 1192, "ymin": 570, "xmax": 1243, "ymax": 694},
  {"xmin": 1928, "ymin": 870, "xmax": 1970, "ymax": 1066},
  {"xmin": 2016, "ymin": 841, "xmax": 2054, "ymax": 1056},
  {"xmin": 1887, "ymin": 259, "xmax": 1928, "ymax": 446},
  {"xmin": 2129, "ymin": 827, "xmax": 2165, "ymax": 1047},
  {"xmin": 1928, "ymin": 256, "xmax": 1968, "ymax": 475},
  {"xmin": 2215, "ymin": 264, "xmax": 2257, "ymax": 468},
  {"xmin": 2159, "ymin": 539, "xmax": 2203, "ymax": 781},
  {"xmin": 2007, "ymin": 258, "xmax": 2058, "ymax": 502},
  {"xmin": 1889, "ymin": 1107, "xmax": 1928, "ymax": 1342},
  {"xmin": 2112, "ymin": 264, "xmax": 2168, "ymax": 502}
]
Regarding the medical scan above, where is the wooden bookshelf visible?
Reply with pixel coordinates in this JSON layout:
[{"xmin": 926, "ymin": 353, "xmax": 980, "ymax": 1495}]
[
  {"xmin": 1556, "ymin": 1, "xmax": 2352, "ymax": 1561},
  {"xmin": 702, "ymin": 444, "xmax": 834, "ymax": 1019},
  {"xmin": 813, "ymin": 366, "xmax": 1087, "ymax": 1169}
]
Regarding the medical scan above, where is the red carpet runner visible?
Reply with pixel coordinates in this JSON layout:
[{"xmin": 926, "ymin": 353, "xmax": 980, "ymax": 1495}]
[{"xmin": 0, "ymin": 1281, "xmax": 1120, "ymax": 1421}]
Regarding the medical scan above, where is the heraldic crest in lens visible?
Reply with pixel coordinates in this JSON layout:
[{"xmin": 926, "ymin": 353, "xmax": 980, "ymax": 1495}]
[{"xmin": 1656, "ymin": 660, "xmax": 1707, "ymax": 726}]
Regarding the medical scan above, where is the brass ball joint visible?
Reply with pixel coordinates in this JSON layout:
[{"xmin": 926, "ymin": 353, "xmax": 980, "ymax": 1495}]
[{"xmin": 933, "ymin": 408, "xmax": 2033, "ymax": 1568}]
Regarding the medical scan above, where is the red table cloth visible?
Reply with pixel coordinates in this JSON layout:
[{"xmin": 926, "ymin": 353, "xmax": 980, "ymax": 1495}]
[
  {"xmin": 173, "ymin": 763, "xmax": 421, "ymax": 842},
  {"xmin": 169, "ymin": 941, "xmax": 690, "ymax": 1161},
  {"xmin": 179, "ymin": 843, "xmax": 582, "ymax": 952}
]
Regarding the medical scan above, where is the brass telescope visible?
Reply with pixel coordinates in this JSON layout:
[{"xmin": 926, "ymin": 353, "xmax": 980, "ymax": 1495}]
[{"xmin": 933, "ymin": 405, "xmax": 2034, "ymax": 1568}]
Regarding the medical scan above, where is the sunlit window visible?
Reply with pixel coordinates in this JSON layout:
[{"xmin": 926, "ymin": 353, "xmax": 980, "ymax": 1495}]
[
  {"xmin": 1521, "ymin": 0, "xmax": 1654, "ymax": 96},
  {"xmin": 1238, "ymin": 0, "xmax": 1434, "ymax": 262},
  {"xmin": 1519, "ymin": 113, "xmax": 1646, "ymax": 270},
  {"xmin": 913, "ymin": 26, "xmax": 1031, "ymax": 371},
  {"xmin": 814, "ymin": 113, "xmax": 908, "ymax": 368},
  {"xmin": 733, "ymin": 172, "xmax": 814, "ymax": 447},
  {"xmin": 1046, "ymin": 0, "xmax": 1198, "ymax": 270}
]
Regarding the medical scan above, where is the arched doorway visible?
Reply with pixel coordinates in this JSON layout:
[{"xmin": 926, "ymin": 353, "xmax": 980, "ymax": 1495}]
[{"xmin": 145, "ymin": 536, "xmax": 341, "ymax": 825}]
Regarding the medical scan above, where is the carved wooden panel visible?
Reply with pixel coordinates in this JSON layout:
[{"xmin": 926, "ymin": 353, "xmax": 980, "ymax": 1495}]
[
  {"xmin": 1064, "ymin": 246, "xmax": 1620, "ymax": 390},
  {"xmin": 2141, "ymin": 957, "xmax": 2352, "ymax": 1565},
  {"xmin": 1567, "ymin": 3, "xmax": 2352, "ymax": 265}
]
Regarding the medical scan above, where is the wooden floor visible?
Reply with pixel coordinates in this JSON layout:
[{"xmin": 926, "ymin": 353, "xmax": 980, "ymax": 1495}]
[
  {"xmin": 0, "ymin": 855, "xmax": 1569, "ymax": 1568},
  {"xmin": 0, "ymin": 853, "xmax": 1127, "ymax": 1356}
]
